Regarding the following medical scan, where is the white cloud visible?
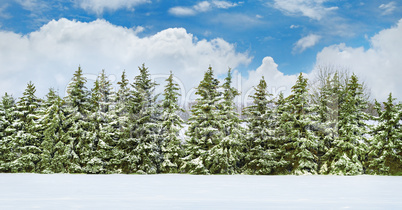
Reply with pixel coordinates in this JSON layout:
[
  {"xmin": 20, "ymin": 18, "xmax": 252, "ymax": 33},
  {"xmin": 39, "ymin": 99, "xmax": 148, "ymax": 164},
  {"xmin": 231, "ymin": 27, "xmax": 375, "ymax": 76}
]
[
  {"xmin": 0, "ymin": 18, "xmax": 251, "ymax": 101},
  {"xmin": 314, "ymin": 19, "xmax": 402, "ymax": 101},
  {"xmin": 240, "ymin": 57, "xmax": 298, "ymax": 104},
  {"xmin": 379, "ymin": 2, "xmax": 397, "ymax": 15},
  {"xmin": 293, "ymin": 34, "xmax": 321, "ymax": 53},
  {"xmin": 76, "ymin": 0, "xmax": 150, "ymax": 15},
  {"xmin": 194, "ymin": 1, "xmax": 212, "ymax": 12},
  {"xmin": 169, "ymin": 1, "xmax": 239, "ymax": 16},
  {"xmin": 212, "ymin": 1, "xmax": 238, "ymax": 9},
  {"xmin": 168, "ymin": 7, "xmax": 196, "ymax": 16},
  {"xmin": 272, "ymin": 0, "xmax": 338, "ymax": 20}
]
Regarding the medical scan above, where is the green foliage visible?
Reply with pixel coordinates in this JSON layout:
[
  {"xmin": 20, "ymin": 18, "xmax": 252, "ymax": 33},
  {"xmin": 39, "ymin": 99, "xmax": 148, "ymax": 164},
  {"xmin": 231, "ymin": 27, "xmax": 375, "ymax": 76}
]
[
  {"xmin": 86, "ymin": 70, "xmax": 117, "ymax": 174},
  {"xmin": 8, "ymin": 82, "xmax": 43, "ymax": 173},
  {"xmin": 322, "ymin": 74, "xmax": 368, "ymax": 175},
  {"xmin": 36, "ymin": 89, "xmax": 70, "ymax": 173},
  {"xmin": 280, "ymin": 73, "xmax": 319, "ymax": 175},
  {"xmin": 159, "ymin": 71, "xmax": 185, "ymax": 173},
  {"xmin": 1, "ymin": 66, "xmax": 400, "ymax": 175},
  {"xmin": 124, "ymin": 64, "xmax": 161, "ymax": 174},
  {"xmin": 0, "ymin": 93, "xmax": 16, "ymax": 172},
  {"xmin": 207, "ymin": 69, "xmax": 244, "ymax": 174},
  {"xmin": 64, "ymin": 66, "xmax": 92, "ymax": 173},
  {"xmin": 243, "ymin": 77, "xmax": 284, "ymax": 175},
  {"xmin": 182, "ymin": 66, "xmax": 222, "ymax": 174},
  {"xmin": 367, "ymin": 93, "xmax": 402, "ymax": 175}
]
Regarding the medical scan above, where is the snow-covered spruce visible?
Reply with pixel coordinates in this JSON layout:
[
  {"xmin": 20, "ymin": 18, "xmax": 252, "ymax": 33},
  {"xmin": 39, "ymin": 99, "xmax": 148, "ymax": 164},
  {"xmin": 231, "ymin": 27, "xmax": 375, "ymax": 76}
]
[
  {"xmin": 367, "ymin": 93, "xmax": 402, "ymax": 175},
  {"xmin": 243, "ymin": 77, "xmax": 284, "ymax": 175},
  {"xmin": 0, "ymin": 66, "xmax": 401, "ymax": 175},
  {"xmin": 159, "ymin": 71, "xmax": 185, "ymax": 173}
]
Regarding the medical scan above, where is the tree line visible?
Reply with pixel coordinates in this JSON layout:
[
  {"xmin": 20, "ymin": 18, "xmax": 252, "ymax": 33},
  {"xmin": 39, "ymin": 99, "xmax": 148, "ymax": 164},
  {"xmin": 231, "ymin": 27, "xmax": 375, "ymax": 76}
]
[{"xmin": 0, "ymin": 64, "xmax": 401, "ymax": 175}]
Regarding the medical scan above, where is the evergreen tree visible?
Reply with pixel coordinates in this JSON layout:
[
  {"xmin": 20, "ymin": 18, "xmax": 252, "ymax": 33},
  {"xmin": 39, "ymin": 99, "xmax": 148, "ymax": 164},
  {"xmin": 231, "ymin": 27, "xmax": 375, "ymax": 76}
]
[
  {"xmin": 272, "ymin": 92, "xmax": 290, "ymax": 174},
  {"xmin": 126, "ymin": 64, "xmax": 161, "ymax": 174},
  {"xmin": 242, "ymin": 77, "xmax": 282, "ymax": 175},
  {"xmin": 8, "ymin": 82, "xmax": 42, "ymax": 172},
  {"xmin": 111, "ymin": 70, "xmax": 131, "ymax": 173},
  {"xmin": 281, "ymin": 73, "xmax": 319, "ymax": 175},
  {"xmin": 322, "ymin": 74, "xmax": 368, "ymax": 175},
  {"xmin": 206, "ymin": 69, "xmax": 244, "ymax": 174},
  {"xmin": 367, "ymin": 93, "xmax": 402, "ymax": 175},
  {"xmin": 316, "ymin": 73, "xmax": 345, "ymax": 174},
  {"xmin": 36, "ymin": 89, "xmax": 70, "ymax": 173},
  {"xmin": 64, "ymin": 66, "xmax": 92, "ymax": 173},
  {"xmin": 86, "ymin": 70, "xmax": 116, "ymax": 174},
  {"xmin": 0, "ymin": 93, "xmax": 16, "ymax": 172},
  {"xmin": 159, "ymin": 71, "xmax": 185, "ymax": 173},
  {"xmin": 182, "ymin": 66, "xmax": 222, "ymax": 174}
]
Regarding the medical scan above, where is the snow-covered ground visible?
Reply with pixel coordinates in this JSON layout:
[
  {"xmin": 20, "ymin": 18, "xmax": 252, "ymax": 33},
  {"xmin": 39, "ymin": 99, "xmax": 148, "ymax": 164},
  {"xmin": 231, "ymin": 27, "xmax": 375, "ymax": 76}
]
[{"xmin": 1, "ymin": 174, "xmax": 401, "ymax": 209}]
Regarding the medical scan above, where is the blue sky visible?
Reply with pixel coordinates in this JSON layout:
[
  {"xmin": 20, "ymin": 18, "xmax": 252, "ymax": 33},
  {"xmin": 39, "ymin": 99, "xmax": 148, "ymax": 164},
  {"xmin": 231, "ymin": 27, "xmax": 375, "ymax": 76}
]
[{"xmin": 0, "ymin": 0, "xmax": 401, "ymax": 104}]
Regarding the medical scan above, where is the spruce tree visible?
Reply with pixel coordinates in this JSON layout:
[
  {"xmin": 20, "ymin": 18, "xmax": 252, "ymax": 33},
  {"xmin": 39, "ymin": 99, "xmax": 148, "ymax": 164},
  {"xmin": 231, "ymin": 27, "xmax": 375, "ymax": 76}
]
[
  {"xmin": 64, "ymin": 66, "xmax": 92, "ymax": 173},
  {"xmin": 242, "ymin": 77, "xmax": 282, "ymax": 175},
  {"xmin": 111, "ymin": 70, "xmax": 131, "ymax": 173},
  {"xmin": 367, "ymin": 93, "xmax": 402, "ymax": 175},
  {"xmin": 323, "ymin": 74, "xmax": 368, "ymax": 175},
  {"xmin": 281, "ymin": 73, "xmax": 319, "ymax": 175},
  {"xmin": 37, "ymin": 89, "xmax": 70, "ymax": 173},
  {"xmin": 182, "ymin": 66, "xmax": 222, "ymax": 174},
  {"xmin": 272, "ymin": 92, "xmax": 290, "ymax": 174},
  {"xmin": 0, "ymin": 93, "xmax": 16, "ymax": 172},
  {"xmin": 159, "ymin": 71, "xmax": 185, "ymax": 173},
  {"xmin": 316, "ymin": 73, "xmax": 344, "ymax": 174},
  {"xmin": 86, "ymin": 70, "xmax": 116, "ymax": 174},
  {"xmin": 8, "ymin": 82, "xmax": 42, "ymax": 172},
  {"xmin": 127, "ymin": 64, "xmax": 161, "ymax": 174},
  {"xmin": 206, "ymin": 69, "xmax": 244, "ymax": 174}
]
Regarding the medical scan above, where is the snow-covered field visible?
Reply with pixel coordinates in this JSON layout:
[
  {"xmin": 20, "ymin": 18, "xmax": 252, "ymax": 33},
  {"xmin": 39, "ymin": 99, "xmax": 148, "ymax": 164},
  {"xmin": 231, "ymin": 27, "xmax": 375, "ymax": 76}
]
[{"xmin": 1, "ymin": 174, "xmax": 401, "ymax": 209}]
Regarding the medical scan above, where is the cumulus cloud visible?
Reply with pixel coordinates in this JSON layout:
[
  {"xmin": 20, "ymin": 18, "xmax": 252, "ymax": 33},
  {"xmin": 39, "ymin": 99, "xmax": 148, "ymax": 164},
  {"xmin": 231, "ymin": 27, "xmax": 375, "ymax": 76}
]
[
  {"xmin": 169, "ymin": 1, "xmax": 239, "ymax": 16},
  {"xmin": 272, "ymin": 0, "xmax": 338, "ymax": 20},
  {"xmin": 293, "ymin": 34, "xmax": 321, "ymax": 53},
  {"xmin": 239, "ymin": 57, "xmax": 299, "ymax": 105},
  {"xmin": 379, "ymin": 2, "xmax": 397, "ymax": 15},
  {"xmin": 76, "ymin": 0, "xmax": 150, "ymax": 15},
  {"xmin": 314, "ymin": 19, "xmax": 402, "ymax": 101},
  {"xmin": 0, "ymin": 18, "xmax": 251, "ymax": 102}
]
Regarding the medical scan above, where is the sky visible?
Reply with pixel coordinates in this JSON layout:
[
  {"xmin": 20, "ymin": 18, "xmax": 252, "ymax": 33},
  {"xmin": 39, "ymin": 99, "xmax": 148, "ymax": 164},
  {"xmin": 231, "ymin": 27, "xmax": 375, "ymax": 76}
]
[{"xmin": 0, "ymin": 0, "xmax": 401, "ymax": 106}]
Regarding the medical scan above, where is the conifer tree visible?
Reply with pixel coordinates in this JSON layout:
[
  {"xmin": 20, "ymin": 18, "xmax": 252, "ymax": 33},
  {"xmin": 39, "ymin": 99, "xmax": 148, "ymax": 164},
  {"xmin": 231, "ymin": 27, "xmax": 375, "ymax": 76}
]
[
  {"xmin": 182, "ymin": 66, "xmax": 222, "ymax": 174},
  {"xmin": 111, "ymin": 70, "xmax": 131, "ymax": 173},
  {"xmin": 322, "ymin": 74, "xmax": 368, "ymax": 175},
  {"xmin": 242, "ymin": 77, "xmax": 282, "ymax": 174},
  {"xmin": 8, "ymin": 82, "xmax": 42, "ymax": 172},
  {"xmin": 281, "ymin": 73, "xmax": 319, "ymax": 175},
  {"xmin": 64, "ymin": 66, "xmax": 92, "ymax": 173},
  {"xmin": 126, "ymin": 64, "xmax": 161, "ymax": 174},
  {"xmin": 367, "ymin": 93, "xmax": 402, "ymax": 175},
  {"xmin": 159, "ymin": 71, "xmax": 185, "ymax": 173},
  {"xmin": 0, "ymin": 93, "xmax": 16, "ymax": 172},
  {"xmin": 206, "ymin": 69, "xmax": 244, "ymax": 174},
  {"xmin": 316, "ymin": 73, "xmax": 344, "ymax": 174},
  {"xmin": 272, "ymin": 92, "xmax": 290, "ymax": 174},
  {"xmin": 86, "ymin": 70, "xmax": 116, "ymax": 173},
  {"xmin": 37, "ymin": 89, "xmax": 70, "ymax": 173}
]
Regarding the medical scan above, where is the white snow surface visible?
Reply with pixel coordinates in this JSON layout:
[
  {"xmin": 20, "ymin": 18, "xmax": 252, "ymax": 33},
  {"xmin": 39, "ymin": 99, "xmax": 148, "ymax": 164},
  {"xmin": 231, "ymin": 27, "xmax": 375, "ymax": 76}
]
[{"xmin": 1, "ymin": 174, "xmax": 401, "ymax": 209}]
